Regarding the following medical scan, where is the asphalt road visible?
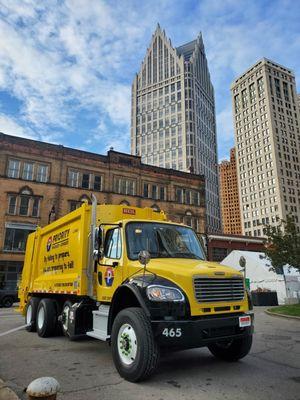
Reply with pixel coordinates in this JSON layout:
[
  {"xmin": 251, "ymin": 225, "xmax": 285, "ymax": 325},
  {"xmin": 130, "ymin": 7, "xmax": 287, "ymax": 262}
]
[{"xmin": 0, "ymin": 306, "xmax": 299, "ymax": 400}]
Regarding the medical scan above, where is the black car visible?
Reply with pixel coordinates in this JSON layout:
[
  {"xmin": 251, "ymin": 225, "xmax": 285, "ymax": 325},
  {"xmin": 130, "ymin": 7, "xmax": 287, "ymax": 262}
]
[{"xmin": 0, "ymin": 289, "xmax": 19, "ymax": 307}]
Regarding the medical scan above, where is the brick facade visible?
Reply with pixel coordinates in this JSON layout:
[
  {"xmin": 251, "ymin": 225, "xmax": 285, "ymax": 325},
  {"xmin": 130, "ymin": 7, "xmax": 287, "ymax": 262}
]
[
  {"xmin": 0, "ymin": 133, "xmax": 206, "ymax": 289},
  {"xmin": 219, "ymin": 148, "xmax": 242, "ymax": 235}
]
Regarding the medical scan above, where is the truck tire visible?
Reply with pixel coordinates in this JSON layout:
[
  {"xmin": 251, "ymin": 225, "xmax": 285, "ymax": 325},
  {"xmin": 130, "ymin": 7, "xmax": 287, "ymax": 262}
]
[
  {"xmin": 36, "ymin": 298, "xmax": 58, "ymax": 338},
  {"xmin": 111, "ymin": 307, "xmax": 160, "ymax": 382},
  {"xmin": 208, "ymin": 334, "xmax": 253, "ymax": 361},
  {"xmin": 61, "ymin": 300, "xmax": 73, "ymax": 338},
  {"xmin": 25, "ymin": 297, "xmax": 41, "ymax": 332},
  {"xmin": 1, "ymin": 296, "xmax": 14, "ymax": 308}
]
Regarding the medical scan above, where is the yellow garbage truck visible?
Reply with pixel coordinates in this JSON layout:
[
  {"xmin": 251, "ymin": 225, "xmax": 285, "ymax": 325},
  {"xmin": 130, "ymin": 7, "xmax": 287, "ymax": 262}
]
[{"xmin": 19, "ymin": 196, "xmax": 253, "ymax": 382}]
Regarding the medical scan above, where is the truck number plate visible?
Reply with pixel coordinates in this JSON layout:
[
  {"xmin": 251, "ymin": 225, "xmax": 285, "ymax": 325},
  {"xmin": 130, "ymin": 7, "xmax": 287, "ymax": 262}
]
[
  {"xmin": 162, "ymin": 328, "xmax": 182, "ymax": 338},
  {"xmin": 239, "ymin": 315, "xmax": 251, "ymax": 327}
]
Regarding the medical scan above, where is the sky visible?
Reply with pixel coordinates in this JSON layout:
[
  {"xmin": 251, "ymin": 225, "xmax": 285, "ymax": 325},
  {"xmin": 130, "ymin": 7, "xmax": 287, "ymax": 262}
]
[{"xmin": 0, "ymin": 0, "xmax": 299, "ymax": 161}]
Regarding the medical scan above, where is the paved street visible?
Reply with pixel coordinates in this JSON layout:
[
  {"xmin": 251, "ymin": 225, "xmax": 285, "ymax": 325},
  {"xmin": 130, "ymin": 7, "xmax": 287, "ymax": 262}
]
[{"xmin": 0, "ymin": 306, "xmax": 299, "ymax": 400}]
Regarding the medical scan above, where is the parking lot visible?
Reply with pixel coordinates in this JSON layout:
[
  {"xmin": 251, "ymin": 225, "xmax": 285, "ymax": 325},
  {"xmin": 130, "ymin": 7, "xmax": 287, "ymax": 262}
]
[{"xmin": 0, "ymin": 306, "xmax": 299, "ymax": 400}]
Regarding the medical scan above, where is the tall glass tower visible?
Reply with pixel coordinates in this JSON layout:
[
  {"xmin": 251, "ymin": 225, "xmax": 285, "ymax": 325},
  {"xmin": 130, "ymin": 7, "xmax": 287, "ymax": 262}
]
[{"xmin": 131, "ymin": 25, "xmax": 221, "ymax": 233}]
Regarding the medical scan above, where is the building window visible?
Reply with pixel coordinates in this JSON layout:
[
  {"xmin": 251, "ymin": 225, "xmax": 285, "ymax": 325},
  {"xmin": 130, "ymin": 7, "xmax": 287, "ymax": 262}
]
[
  {"xmin": 0, "ymin": 261, "xmax": 23, "ymax": 290},
  {"xmin": 160, "ymin": 186, "xmax": 166, "ymax": 201},
  {"xmin": 7, "ymin": 188, "xmax": 41, "ymax": 218},
  {"xmin": 69, "ymin": 195, "xmax": 91, "ymax": 212},
  {"xmin": 32, "ymin": 198, "xmax": 40, "ymax": 217},
  {"xmin": 143, "ymin": 182, "xmax": 167, "ymax": 200},
  {"xmin": 67, "ymin": 170, "xmax": 103, "ymax": 190},
  {"xmin": 8, "ymin": 196, "xmax": 17, "ymax": 215},
  {"xmin": 7, "ymin": 159, "xmax": 49, "ymax": 182},
  {"xmin": 22, "ymin": 162, "xmax": 34, "ymax": 180},
  {"xmin": 120, "ymin": 200, "xmax": 130, "ymax": 206},
  {"xmin": 7, "ymin": 159, "xmax": 20, "ymax": 178},
  {"xmin": 183, "ymin": 211, "xmax": 200, "ymax": 232},
  {"xmin": 36, "ymin": 164, "xmax": 48, "ymax": 182},
  {"xmin": 152, "ymin": 185, "xmax": 158, "ymax": 200},
  {"xmin": 175, "ymin": 187, "xmax": 201, "ymax": 205},
  {"xmin": 151, "ymin": 204, "xmax": 160, "ymax": 212},
  {"xmin": 19, "ymin": 196, "xmax": 30, "ymax": 216},
  {"xmin": 68, "ymin": 170, "xmax": 79, "ymax": 187},
  {"xmin": 143, "ymin": 183, "xmax": 149, "ymax": 198},
  {"xmin": 70, "ymin": 201, "xmax": 81, "ymax": 212},
  {"xmin": 4, "ymin": 223, "xmax": 36, "ymax": 252},
  {"xmin": 114, "ymin": 177, "xmax": 136, "ymax": 195},
  {"xmin": 94, "ymin": 175, "xmax": 102, "ymax": 191},
  {"xmin": 81, "ymin": 173, "xmax": 90, "ymax": 189}
]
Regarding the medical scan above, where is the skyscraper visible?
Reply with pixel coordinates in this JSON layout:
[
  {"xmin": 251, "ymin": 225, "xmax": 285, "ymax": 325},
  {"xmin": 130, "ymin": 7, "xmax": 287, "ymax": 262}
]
[
  {"xmin": 231, "ymin": 58, "xmax": 300, "ymax": 237},
  {"xmin": 131, "ymin": 25, "xmax": 220, "ymax": 233},
  {"xmin": 219, "ymin": 148, "xmax": 242, "ymax": 235}
]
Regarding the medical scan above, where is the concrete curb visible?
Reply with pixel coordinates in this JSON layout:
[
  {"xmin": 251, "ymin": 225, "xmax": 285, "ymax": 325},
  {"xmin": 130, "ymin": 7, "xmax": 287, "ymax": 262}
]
[
  {"xmin": 0, "ymin": 379, "xmax": 21, "ymax": 400},
  {"xmin": 265, "ymin": 310, "xmax": 300, "ymax": 321}
]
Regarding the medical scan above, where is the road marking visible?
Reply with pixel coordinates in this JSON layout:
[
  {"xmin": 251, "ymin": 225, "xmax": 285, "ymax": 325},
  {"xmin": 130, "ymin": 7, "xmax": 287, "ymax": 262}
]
[{"xmin": 0, "ymin": 323, "xmax": 30, "ymax": 337}]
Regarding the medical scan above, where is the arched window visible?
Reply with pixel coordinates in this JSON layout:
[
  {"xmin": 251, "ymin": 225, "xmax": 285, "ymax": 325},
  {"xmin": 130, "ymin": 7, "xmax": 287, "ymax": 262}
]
[
  {"xmin": 20, "ymin": 186, "xmax": 33, "ymax": 196},
  {"xmin": 79, "ymin": 194, "xmax": 91, "ymax": 204},
  {"xmin": 120, "ymin": 200, "xmax": 130, "ymax": 206},
  {"xmin": 69, "ymin": 194, "xmax": 92, "ymax": 212},
  {"xmin": 7, "ymin": 187, "xmax": 41, "ymax": 217},
  {"xmin": 151, "ymin": 204, "xmax": 160, "ymax": 212}
]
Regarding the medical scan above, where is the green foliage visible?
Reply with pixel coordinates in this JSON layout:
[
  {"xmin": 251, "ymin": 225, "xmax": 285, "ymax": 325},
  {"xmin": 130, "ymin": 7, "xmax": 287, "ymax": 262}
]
[
  {"xmin": 268, "ymin": 304, "xmax": 300, "ymax": 317},
  {"xmin": 264, "ymin": 215, "xmax": 300, "ymax": 273}
]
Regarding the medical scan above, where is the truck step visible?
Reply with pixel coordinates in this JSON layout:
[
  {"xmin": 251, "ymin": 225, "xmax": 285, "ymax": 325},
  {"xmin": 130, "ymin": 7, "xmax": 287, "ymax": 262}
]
[{"xmin": 86, "ymin": 305, "xmax": 110, "ymax": 341}]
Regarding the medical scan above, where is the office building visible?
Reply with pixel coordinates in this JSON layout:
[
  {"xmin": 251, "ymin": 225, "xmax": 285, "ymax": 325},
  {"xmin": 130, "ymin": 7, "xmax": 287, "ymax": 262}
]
[
  {"xmin": 231, "ymin": 58, "xmax": 300, "ymax": 236},
  {"xmin": 131, "ymin": 25, "xmax": 220, "ymax": 233},
  {"xmin": 219, "ymin": 148, "xmax": 242, "ymax": 235}
]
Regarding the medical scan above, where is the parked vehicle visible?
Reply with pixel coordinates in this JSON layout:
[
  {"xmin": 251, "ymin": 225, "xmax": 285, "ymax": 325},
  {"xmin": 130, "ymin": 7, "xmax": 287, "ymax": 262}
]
[
  {"xmin": 19, "ymin": 196, "xmax": 253, "ymax": 381},
  {"xmin": 0, "ymin": 288, "xmax": 18, "ymax": 307}
]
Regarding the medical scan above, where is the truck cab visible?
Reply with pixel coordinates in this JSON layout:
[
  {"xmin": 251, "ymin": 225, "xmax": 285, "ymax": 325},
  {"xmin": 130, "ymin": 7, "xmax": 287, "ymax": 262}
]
[{"xmin": 19, "ymin": 198, "xmax": 253, "ymax": 382}]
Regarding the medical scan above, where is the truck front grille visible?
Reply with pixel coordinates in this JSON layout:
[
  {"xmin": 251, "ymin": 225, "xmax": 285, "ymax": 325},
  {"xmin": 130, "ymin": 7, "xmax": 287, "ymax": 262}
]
[{"xmin": 193, "ymin": 277, "xmax": 245, "ymax": 303}]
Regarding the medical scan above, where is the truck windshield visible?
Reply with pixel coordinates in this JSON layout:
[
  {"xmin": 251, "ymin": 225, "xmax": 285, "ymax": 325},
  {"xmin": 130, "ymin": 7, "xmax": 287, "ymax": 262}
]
[{"xmin": 126, "ymin": 222, "xmax": 205, "ymax": 260}]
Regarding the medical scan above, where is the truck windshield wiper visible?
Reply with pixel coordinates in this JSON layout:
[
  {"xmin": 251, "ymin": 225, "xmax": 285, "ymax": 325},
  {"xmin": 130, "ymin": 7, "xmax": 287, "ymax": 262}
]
[{"xmin": 171, "ymin": 252, "xmax": 201, "ymax": 259}]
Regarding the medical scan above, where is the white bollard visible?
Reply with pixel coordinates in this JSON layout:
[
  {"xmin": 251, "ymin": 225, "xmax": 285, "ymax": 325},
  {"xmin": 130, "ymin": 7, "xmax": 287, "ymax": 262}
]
[{"xmin": 26, "ymin": 377, "xmax": 60, "ymax": 400}]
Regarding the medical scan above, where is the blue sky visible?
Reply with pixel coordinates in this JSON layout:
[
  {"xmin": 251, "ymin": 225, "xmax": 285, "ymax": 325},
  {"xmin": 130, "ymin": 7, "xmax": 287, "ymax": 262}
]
[{"xmin": 0, "ymin": 0, "xmax": 299, "ymax": 160}]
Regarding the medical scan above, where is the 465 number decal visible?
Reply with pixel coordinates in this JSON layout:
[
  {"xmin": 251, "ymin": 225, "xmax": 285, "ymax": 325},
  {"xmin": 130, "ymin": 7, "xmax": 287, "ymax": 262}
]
[{"xmin": 162, "ymin": 328, "xmax": 182, "ymax": 338}]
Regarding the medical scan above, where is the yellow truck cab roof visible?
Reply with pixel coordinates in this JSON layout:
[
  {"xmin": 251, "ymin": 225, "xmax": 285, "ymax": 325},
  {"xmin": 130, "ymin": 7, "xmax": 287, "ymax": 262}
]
[{"xmin": 96, "ymin": 204, "xmax": 167, "ymax": 225}]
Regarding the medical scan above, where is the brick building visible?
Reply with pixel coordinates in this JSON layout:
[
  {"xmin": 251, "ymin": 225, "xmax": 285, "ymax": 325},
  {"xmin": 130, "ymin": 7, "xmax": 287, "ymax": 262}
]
[
  {"xmin": 206, "ymin": 233, "xmax": 265, "ymax": 262},
  {"xmin": 0, "ymin": 132, "xmax": 205, "ymax": 289},
  {"xmin": 219, "ymin": 148, "xmax": 242, "ymax": 235}
]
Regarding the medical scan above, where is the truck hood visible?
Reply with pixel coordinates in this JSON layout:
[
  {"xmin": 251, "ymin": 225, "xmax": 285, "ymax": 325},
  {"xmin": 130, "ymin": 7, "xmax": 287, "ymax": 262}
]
[{"xmin": 130, "ymin": 258, "xmax": 242, "ymax": 281}]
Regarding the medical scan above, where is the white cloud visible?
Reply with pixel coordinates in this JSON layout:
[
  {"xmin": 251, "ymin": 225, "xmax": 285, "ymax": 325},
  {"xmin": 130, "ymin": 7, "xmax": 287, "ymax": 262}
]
[
  {"xmin": 0, "ymin": 0, "xmax": 299, "ymax": 161},
  {"xmin": 0, "ymin": 114, "xmax": 37, "ymax": 139}
]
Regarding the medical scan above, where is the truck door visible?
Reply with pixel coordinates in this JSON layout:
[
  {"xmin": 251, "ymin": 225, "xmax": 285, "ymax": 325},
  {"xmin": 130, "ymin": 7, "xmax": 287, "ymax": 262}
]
[{"xmin": 96, "ymin": 227, "xmax": 123, "ymax": 302}]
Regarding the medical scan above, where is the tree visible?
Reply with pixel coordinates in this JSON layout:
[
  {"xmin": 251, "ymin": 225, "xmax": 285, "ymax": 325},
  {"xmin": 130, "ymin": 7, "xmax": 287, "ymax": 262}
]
[{"xmin": 264, "ymin": 215, "xmax": 300, "ymax": 274}]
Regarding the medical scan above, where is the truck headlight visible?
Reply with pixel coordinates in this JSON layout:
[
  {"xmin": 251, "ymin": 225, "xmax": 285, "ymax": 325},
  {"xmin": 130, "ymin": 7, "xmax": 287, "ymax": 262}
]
[{"xmin": 146, "ymin": 285, "xmax": 185, "ymax": 302}]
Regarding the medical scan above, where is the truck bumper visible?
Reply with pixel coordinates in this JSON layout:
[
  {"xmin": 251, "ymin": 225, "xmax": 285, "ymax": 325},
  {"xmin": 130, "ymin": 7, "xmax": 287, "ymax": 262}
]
[{"xmin": 151, "ymin": 313, "xmax": 254, "ymax": 349}]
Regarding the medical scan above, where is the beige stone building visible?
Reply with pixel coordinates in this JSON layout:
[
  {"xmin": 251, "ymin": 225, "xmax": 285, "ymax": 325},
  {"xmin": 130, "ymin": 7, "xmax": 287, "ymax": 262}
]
[
  {"xmin": 231, "ymin": 58, "xmax": 300, "ymax": 236},
  {"xmin": 0, "ymin": 132, "xmax": 205, "ymax": 289},
  {"xmin": 219, "ymin": 148, "xmax": 242, "ymax": 235},
  {"xmin": 131, "ymin": 24, "xmax": 220, "ymax": 233}
]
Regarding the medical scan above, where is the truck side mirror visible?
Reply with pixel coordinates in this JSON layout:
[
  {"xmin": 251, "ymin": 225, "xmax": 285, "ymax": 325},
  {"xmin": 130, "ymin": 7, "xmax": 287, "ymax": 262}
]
[
  {"xmin": 138, "ymin": 250, "xmax": 151, "ymax": 266},
  {"xmin": 239, "ymin": 256, "xmax": 246, "ymax": 270},
  {"xmin": 93, "ymin": 227, "xmax": 104, "ymax": 261}
]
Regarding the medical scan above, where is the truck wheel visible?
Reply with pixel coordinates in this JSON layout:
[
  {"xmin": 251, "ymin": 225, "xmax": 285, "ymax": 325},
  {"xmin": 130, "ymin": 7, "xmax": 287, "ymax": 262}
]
[
  {"xmin": 61, "ymin": 300, "xmax": 73, "ymax": 338},
  {"xmin": 208, "ymin": 334, "xmax": 253, "ymax": 361},
  {"xmin": 36, "ymin": 299, "xmax": 58, "ymax": 338},
  {"xmin": 25, "ymin": 297, "xmax": 41, "ymax": 332},
  {"xmin": 1, "ymin": 296, "xmax": 14, "ymax": 308},
  {"xmin": 111, "ymin": 307, "xmax": 160, "ymax": 382}
]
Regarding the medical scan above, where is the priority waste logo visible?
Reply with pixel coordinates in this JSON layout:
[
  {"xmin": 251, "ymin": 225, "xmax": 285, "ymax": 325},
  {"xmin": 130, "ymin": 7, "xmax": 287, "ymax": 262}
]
[{"xmin": 47, "ymin": 236, "xmax": 52, "ymax": 252}]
